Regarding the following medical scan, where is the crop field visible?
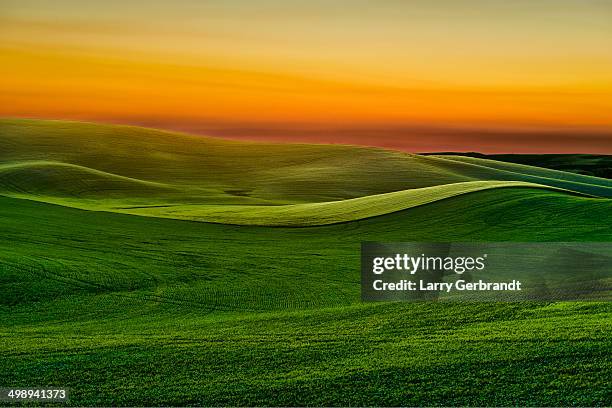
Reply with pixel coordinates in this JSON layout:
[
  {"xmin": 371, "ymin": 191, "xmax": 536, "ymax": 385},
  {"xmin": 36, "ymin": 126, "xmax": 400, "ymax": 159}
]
[
  {"xmin": 1, "ymin": 119, "xmax": 611, "ymax": 406},
  {"xmin": 435, "ymin": 152, "xmax": 612, "ymax": 179}
]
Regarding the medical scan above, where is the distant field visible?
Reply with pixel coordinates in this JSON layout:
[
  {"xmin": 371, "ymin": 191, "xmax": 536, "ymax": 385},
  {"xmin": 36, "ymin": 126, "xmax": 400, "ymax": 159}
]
[
  {"xmin": 1, "ymin": 119, "xmax": 611, "ymax": 222},
  {"xmin": 426, "ymin": 152, "xmax": 612, "ymax": 179},
  {"xmin": 1, "ymin": 119, "xmax": 611, "ymax": 406}
]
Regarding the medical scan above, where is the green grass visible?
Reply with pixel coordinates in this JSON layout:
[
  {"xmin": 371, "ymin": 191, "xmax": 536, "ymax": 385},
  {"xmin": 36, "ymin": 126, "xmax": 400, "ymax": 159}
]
[
  {"xmin": 1, "ymin": 119, "xmax": 611, "ymax": 406},
  {"xmin": 0, "ymin": 161, "xmax": 179, "ymax": 197},
  {"xmin": 1, "ymin": 188, "xmax": 611, "ymax": 406},
  {"xmin": 431, "ymin": 152, "xmax": 612, "ymax": 179},
  {"xmin": 0, "ymin": 119, "xmax": 478, "ymax": 204},
  {"xmin": 3, "ymin": 177, "xmax": 588, "ymax": 226},
  {"xmin": 100, "ymin": 180, "xmax": 592, "ymax": 226},
  {"xmin": 2, "ymin": 119, "xmax": 611, "ymax": 213},
  {"xmin": 430, "ymin": 154, "xmax": 612, "ymax": 196},
  {"xmin": 2, "ymin": 188, "xmax": 611, "ymax": 310}
]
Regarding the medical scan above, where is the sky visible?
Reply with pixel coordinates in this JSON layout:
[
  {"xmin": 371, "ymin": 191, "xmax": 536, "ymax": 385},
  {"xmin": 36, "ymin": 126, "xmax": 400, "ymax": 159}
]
[{"xmin": 1, "ymin": 0, "xmax": 612, "ymax": 153}]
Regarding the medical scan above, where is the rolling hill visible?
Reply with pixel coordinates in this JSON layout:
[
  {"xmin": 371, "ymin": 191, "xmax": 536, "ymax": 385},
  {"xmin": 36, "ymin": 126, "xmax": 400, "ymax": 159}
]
[
  {"xmin": 1, "ymin": 186, "xmax": 611, "ymax": 405},
  {"xmin": 1, "ymin": 118, "xmax": 611, "ymax": 406},
  {"xmin": 2, "ymin": 186, "xmax": 611, "ymax": 309},
  {"xmin": 1, "ymin": 119, "xmax": 612, "ymax": 225},
  {"xmin": 427, "ymin": 152, "xmax": 612, "ymax": 179},
  {"xmin": 102, "ymin": 181, "xmax": 591, "ymax": 226}
]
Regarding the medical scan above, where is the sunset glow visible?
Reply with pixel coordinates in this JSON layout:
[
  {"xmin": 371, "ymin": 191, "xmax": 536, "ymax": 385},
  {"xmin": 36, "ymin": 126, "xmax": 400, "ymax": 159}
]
[{"xmin": 2, "ymin": 0, "xmax": 612, "ymax": 152}]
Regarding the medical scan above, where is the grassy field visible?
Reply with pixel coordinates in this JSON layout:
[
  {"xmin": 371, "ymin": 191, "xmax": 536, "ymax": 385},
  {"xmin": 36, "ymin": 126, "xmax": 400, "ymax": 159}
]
[
  {"xmin": 2, "ymin": 119, "xmax": 611, "ymax": 209},
  {"xmin": 430, "ymin": 153, "xmax": 612, "ymax": 179},
  {"xmin": 1, "ymin": 119, "xmax": 611, "ymax": 406}
]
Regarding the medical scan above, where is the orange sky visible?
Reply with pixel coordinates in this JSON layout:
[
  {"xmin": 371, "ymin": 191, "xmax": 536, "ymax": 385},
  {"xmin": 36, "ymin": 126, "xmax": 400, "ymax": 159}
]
[{"xmin": 2, "ymin": 0, "xmax": 612, "ymax": 152}]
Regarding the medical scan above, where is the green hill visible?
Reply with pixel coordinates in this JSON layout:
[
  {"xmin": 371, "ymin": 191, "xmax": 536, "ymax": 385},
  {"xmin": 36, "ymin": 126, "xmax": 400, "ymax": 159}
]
[
  {"xmin": 0, "ymin": 161, "xmax": 178, "ymax": 197},
  {"xmin": 106, "ymin": 181, "xmax": 590, "ymax": 226},
  {"xmin": 1, "ymin": 118, "xmax": 611, "ymax": 406},
  {"xmin": 1, "ymin": 119, "xmax": 612, "ymax": 222},
  {"xmin": 2, "ymin": 187, "xmax": 611, "ymax": 309},
  {"xmin": 0, "ymin": 161, "xmax": 588, "ymax": 224},
  {"xmin": 427, "ymin": 152, "xmax": 612, "ymax": 179},
  {"xmin": 0, "ymin": 119, "xmax": 476, "ymax": 204},
  {"xmin": 429, "ymin": 154, "xmax": 612, "ymax": 196},
  {"xmin": 1, "ymin": 187, "xmax": 611, "ymax": 405}
]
